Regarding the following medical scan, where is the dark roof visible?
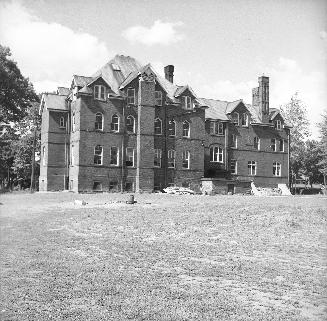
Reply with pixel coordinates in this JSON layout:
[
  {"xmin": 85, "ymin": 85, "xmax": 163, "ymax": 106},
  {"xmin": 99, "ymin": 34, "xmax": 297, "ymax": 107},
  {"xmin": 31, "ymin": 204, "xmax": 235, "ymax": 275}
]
[{"xmin": 57, "ymin": 87, "xmax": 70, "ymax": 96}]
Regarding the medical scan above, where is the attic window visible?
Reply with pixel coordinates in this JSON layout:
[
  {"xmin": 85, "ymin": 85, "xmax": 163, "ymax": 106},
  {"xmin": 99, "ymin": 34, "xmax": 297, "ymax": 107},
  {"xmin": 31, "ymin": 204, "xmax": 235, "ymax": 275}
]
[
  {"xmin": 182, "ymin": 96, "xmax": 192, "ymax": 109},
  {"xmin": 276, "ymin": 120, "xmax": 282, "ymax": 130},
  {"xmin": 94, "ymin": 85, "xmax": 105, "ymax": 101},
  {"xmin": 127, "ymin": 88, "xmax": 135, "ymax": 105},
  {"xmin": 112, "ymin": 63, "xmax": 121, "ymax": 71}
]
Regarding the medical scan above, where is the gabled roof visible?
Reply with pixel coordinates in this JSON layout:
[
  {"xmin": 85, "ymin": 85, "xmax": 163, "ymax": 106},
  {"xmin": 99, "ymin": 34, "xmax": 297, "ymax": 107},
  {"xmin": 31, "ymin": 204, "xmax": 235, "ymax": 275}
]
[
  {"xmin": 225, "ymin": 99, "xmax": 243, "ymax": 114},
  {"xmin": 174, "ymin": 85, "xmax": 197, "ymax": 98},
  {"xmin": 269, "ymin": 108, "xmax": 281, "ymax": 120},
  {"xmin": 245, "ymin": 103, "xmax": 261, "ymax": 123},
  {"xmin": 197, "ymin": 98, "xmax": 229, "ymax": 120},
  {"xmin": 39, "ymin": 93, "xmax": 67, "ymax": 114},
  {"xmin": 86, "ymin": 74, "xmax": 112, "ymax": 88},
  {"xmin": 72, "ymin": 75, "xmax": 93, "ymax": 88},
  {"xmin": 57, "ymin": 87, "xmax": 70, "ymax": 96},
  {"xmin": 78, "ymin": 85, "xmax": 93, "ymax": 95}
]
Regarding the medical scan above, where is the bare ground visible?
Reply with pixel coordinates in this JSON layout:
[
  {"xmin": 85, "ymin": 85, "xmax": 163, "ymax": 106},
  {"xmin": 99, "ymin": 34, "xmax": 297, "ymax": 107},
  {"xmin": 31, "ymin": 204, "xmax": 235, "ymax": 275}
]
[{"xmin": 0, "ymin": 192, "xmax": 326, "ymax": 320}]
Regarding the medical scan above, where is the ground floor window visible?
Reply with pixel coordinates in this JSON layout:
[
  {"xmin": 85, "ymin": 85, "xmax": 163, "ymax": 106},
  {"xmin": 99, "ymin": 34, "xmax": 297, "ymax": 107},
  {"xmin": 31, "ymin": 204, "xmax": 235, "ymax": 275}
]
[
  {"xmin": 154, "ymin": 149, "xmax": 162, "ymax": 167},
  {"xmin": 93, "ymin": 181, "xmax": 102, "ymax": 191},
  {"xmin": 230, "ymin": 159, "xmax": 237, "ymax": 174},
  {"xmin": 125, "ymin": 181, "xmax": 134, "ymax": 191},
  {"xmin": 182, "ymin": 151, "xmax": 190, "ymax": 169},
  {"xmin": 248, "ymin": 161, "xmax": 256, "ymax": 175},
  {"xmin": 109, "ymin": 181, "xmax": 118, "ymax": 191},
  {"xmin": 210, "ymin": 146, "xmax": 223, "ymax": 162},
  {"xmin": 273, "ymin": 162, "xmax": 281, "ymax": 176},
  {"xmin": 168, "ymin": 150, "xmax": 175, "ymax": 168}
]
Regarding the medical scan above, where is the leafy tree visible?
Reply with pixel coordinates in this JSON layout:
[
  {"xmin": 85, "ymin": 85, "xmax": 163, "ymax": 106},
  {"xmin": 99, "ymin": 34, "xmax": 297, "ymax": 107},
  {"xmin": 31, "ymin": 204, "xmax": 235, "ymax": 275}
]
[
  {"xmin": 280, "ymin": 93, "xmax": 310, "ymax": 181},
  {"xmin": 317, "ymin": 108, "xmax": 327, "ymax": 187}
]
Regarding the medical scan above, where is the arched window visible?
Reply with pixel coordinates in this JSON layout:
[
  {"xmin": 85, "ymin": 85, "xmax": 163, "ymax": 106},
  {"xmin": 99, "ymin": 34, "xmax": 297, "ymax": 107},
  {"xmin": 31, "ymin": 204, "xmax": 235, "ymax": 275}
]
[
  {"xmin": 94, "ymin": 145, "xmax": 103, "ymax": 165},
  {"xmin": 168, "ymin": 119, "xmax": 176, "ymax": 136},
  {"xmin": 111, "ymin": 114, "xmax": 119, "ymax": 132},
  {"xmin": 95, "ymin": 113, "xmax": 103, "ymax": 130},
  {"xmin": 126, "ymin": 115, "xmax": 135, "ymax": 133},
  {"xmin": 182, "ymin": 120, "xmax": 190, "ymax": 138},
  {"xmin": 154, "ymin": 118, "xmax": 162, "ymax": 135},
  {"xmin": 59, "ymin": 116, "xmax": 65, "ymax": 128},
  {"xmin": 210, "ymin": 146, "xmax": 223, "ymax": 163}
]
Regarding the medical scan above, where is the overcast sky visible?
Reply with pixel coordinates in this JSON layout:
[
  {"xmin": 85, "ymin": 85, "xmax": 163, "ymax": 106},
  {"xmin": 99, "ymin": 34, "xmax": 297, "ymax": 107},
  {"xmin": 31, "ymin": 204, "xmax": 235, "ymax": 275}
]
[{"xmin": 0, "ymin": 0, "xmax": 326, "ymax": 138}]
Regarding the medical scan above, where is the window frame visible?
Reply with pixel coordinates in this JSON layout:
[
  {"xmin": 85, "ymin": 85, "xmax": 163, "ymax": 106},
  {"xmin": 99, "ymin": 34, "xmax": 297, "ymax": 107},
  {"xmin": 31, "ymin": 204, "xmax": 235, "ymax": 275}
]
[
  {"xmin": 248, "ymin": 161, "xmax": 257, "ymax": 176},
  {"xmin": 182, "ymin": 150, "xmax": 190, "ymax": 169},
  {"xmin": 276, "ymin": 120, "xmax": 282, "ymax": 130},
  {"xmin": 95, "ymin": 112, "xmax": 103, "ymax": 131},
  {"xmin": 182, "ymin": 120, "xmax": 190, "ymax": 138},
  {"xmin": 232, "ymin": 112, "xmax": 239, "ymax": 126},
  {"xmin": 127, "ymin": 88, "xmax": 135, "ymax": 105},
  {"xmin": 72, "ymin": 112, "xmax": 76, "ymax": 132},
  {"xmin": 94, "ymin": 145, "xmax": 103, "ymax": 165},
  {"xmin": 154, "ymin": 149, "xmax": 162, "ymax": 168},
  {"xmin": 254, "ymin": 137, "xmax": 260, "ymax": 150},
  {"xmin": 273, "ymin": 162, "xmax": 281, "ymax": 176},
  {"xmin": 126, "ymin": 147, "xmax": 134, "ymax": 167},
  {"xmin": 210, "ymin": 146, "xmax": 224, "ymax": 163},
  {"xmin": 126, "ymin": 115, "xmax": 135, "ymax": 133},
  {"xmin": 183, "ymin": 96, "xmax": 192, "ymax": 110},
  {"xmin": 155, "ymin": 91, "xmax": 163, "ymax": 106},
  {"xmin": 94, "ymin": 85, "xmax": 106, "ymax": 101},
  {"xmin": 59, "ymin": 116, "xmax": 65, "ymax": 128},
  {"xmin": 154, "ymin": 118, "xmax": 162, "ymax": 135},
  {"xmin": 42, "ymin": 146, "xmax": 46, "ymax": 166},
  {"xmin": 210, "ymin": 121, "xmax": 224, "ymax": 135},
  {"xmin": 230, "ymin": 159, "xmax": 237, "ymax": 174},
  {"xmin": 241, "ymin": 113, "xmax": 248, "ymax": 127},
  {"xmin": 231, "ymin": 134, "xmax": 237, "ymax": 148},
  {"xmin": 168, "ymin": 119, "xmax": 176, "ymax": 136},
  {"xmin": 111, "ymin": 114, "xmax": 119, "ymax": 132},
  {"xmin": 271, "ymin": 138, "xmax": 276, "ymax": 152},
  {"xmin": 168, "ymin": 150, "xmax": 176, "ymax": 168},
  {"xmin": 279, "ymin": 139, "xmax": 284, "ymax": 152},
  {"xmin": 110, "ymin": 146, "xmax": 119, "ymax": 166}
]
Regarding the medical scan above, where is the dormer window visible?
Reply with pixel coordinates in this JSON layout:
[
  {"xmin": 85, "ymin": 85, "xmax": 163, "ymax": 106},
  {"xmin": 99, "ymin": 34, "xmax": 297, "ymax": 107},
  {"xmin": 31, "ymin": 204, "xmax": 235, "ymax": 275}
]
[
  {"xmin": 231, "ymin": 113, "xmax": 239, "ymax": 126},
  {"xmin": 241, "ymin": 113, "xmax": 248, "ymax": 127},
  {"xmin": 155, "ymin": 91, "xmax": 162, "ymax": 106},
  {"xmin": 276, "ymin": 120, "xmax": 282, "ymax": 130},
  {"xmin": 127, "ymin": 88, "xmax": 135, "ymax": 105},
  {"xmin": 94, "ymin": 85, "xmax": 105, "ymax": 101},
  {"xmin": 183, "ymin": 96, "xmax": 192, "ymax": 109}
]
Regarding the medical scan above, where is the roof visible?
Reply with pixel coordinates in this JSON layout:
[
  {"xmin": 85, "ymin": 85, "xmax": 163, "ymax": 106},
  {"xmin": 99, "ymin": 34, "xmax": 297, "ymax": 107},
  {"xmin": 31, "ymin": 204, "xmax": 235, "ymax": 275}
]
[
  {"xmin": 246, "ymin": 103, "xmax": 261, "ymax": 123},
  {"xmin": 73, "ymin": 75, "xmax": 93, "ymax": 87},
  {"xmin": 197, "ymin": 98, "xmax": 229, "ymax": 120},
  {"xmin": 39, "ymin": 93, "xmax": 67, "ymax": 114},
  {"xmin": 174, "ymin": 85, "xmax": 197, "ymax": 98},
  {"xmin": 225, "ymin": 99, "xmax": 243, "ymax": 114},
  {"xmin": 269, "ymin": 108, "xmax": 280, "ymax": 120},
  {"xmin": 57, "ymin": 87, "xmax": 70, "ymax": 96},
  {"xmin": 78, "ymin": 85, "xmax": 93, "ymax": 95}
]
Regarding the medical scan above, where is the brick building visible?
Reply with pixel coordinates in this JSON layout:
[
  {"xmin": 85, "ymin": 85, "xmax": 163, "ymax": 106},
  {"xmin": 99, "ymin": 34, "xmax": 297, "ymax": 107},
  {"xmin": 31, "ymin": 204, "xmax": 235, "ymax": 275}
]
[{"xmin": 39, "ymin": 55, "xmax": 290, "ymax": 193}]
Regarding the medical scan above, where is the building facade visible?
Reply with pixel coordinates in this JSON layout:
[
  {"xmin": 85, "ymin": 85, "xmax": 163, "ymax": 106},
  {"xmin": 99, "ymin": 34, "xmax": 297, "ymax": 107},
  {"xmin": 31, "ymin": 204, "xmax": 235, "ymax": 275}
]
[{"xmin": 39, "ymin": 55, "xmax": 290, "ymax": 193}]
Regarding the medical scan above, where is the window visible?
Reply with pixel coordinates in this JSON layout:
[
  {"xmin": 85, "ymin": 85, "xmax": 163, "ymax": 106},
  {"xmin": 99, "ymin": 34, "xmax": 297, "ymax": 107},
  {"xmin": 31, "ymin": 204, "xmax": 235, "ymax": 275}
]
[
  {"xmin": 241, "ymin": 113, "xmax": 248, "ymax": 127},
  {"xmin": 182, "ymin": 151, "xmax": 190, "ymax": 169},
  {"xmin": 273, "ymin": 162, "xmax": 281, "ymax": 176},
  {"xmin": 93, "ymin": 181, "xmax": 103, "ymax": 191},
  {"xmin": 72, "ymin": 112, "xmax": 76, "ymax": 131},
  {"xmin": 168, "ymin": 150, "xmax": 175, "ymax": 168},
  {"xmin": 109, "ymin": 181, "xmax": 118, "ymax": 191},
  {"xmin": 154, "ymin": 149, "xmax": 162, "ymax": 167},
  {"xmin": 248, "ymin": 161, "xmax": 256, "ymax": 176},
  {"xmin": 271, "ymin": 139, "xmax": 276, "ymax": 152},
  {"xmin": 210, "ymin": 121, "xmax": 224, "ymax": 135},
  {"xmin": 155, "ymin": 91, "xmax": 162, "ymax": 106},
  {"xmin": 276, "ymin": 120, "xmax": 282, "ymax": 130},
  {"xmin": 95, "ymin": 113, "xmax": 103, "ymax": 131},
  {"xmin": 183, "ymin": 96, "xmax": 192, "ymax": 109},
  {"xmin": 126, "ymin": 115, "xmax": 135, "ymax": 133},
  {"xmin": 231, "ymin": 134, "xmax": 237, "ymax": 148},
  {"xmin": 111, "ymin": 114, "xmax": 119, "ymax": 132},
  {"xmin": 231, "ymin": 113, "xmax": 239, "ymax": 126},
  {"xmin": 154, "ymin": 118, "xmax": 162, "ymax": 135},
  {"xmin": 59, "ymin": 116, "xmax": 65, "ymax": 128},
  {"xmin": 279, "ymin": 139, "xmax": 284, "ymax": 152},
  {"xmin": 183, "ymin": 120, "xmax": 190, "ymax": 138},
  {"xmin": 230, "ymin": 159, "xmax": 237, "ymax": 174},
  {"xmin": 94, "ymin": 85, "xmax": 105, "ymax": 100},
  {"xmin": 42, "ymin": 146, "xmax": 46, "ymax": 166},
  {"xmin": 110, "ymin": 146, "xmax": 119, "ymax": 166},
  {"xmin": 126, "ymin": 148, "xmax": 134, "ymax": 167},
  {"xmin": 254, "ymin": 137, "xmax": 260, "ymax": 150},
  {"xmin": 168, "ymin": 119, "xmax": 176, "ymax": 136},
  {"xmin": 94, "ymin": 145, "xmax": 103, "ymax": 165},
  {"xmin": 127, "ymin": 88, "xmax": 135, "ymax": 105},
  {"xmin": 210, "ymin": 146, "xmax": 223, "ymax": 163},
  {"xmin": 71, "ymin": 145, "xmax": 74, "ymax": 165}
]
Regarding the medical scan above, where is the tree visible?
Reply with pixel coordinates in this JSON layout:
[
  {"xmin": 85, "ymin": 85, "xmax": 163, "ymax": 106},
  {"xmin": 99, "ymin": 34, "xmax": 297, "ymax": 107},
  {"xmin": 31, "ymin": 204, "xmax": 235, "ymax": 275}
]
[
  {"xmin": 280, "ymin": 93, "xmax": 310, "ymax": 181},
  {"xmin": 317, "ymin": 108, "xmax": 327, "ymax": 187}
]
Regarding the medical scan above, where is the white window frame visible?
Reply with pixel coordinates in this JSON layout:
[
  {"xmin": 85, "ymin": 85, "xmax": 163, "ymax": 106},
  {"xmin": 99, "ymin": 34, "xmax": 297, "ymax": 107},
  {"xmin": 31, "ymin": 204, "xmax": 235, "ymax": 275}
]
[
  {"xmin": 127, "ymin": 88, "xmax": 135, "ymax": 105},
  {"xmin": 183, "ymin": 120, "xmax": 190, "ymax": 138},
  {"xmin": 182, "ymin": 150, "xmax": 190, "ymax": 169},
  {"xmin": 254, "ymin": 137, "xmax": 260, "ymax": 150},
  {"xmin": 217, "ymin": 122, "xmax": 224, "ymax": 135},
  {"xmin": 95, "ymin": 113, "xmax": 103, "ymax": 131},
  {"xmin": 154, "ymin": 118, "xmax": 162, "ymax": 135},
  {"xmin": 210, "ymin": 121, "xmax": 224, "ymax": 135},
  {"xmin": 232, "ymin": 112, "xmax": 239, "ymax": 126},
  {"xmin": 183, "ymin": 96, "xmax": 192, "ymax": 109},
  {"xmin": 276, "ymin": 120, "xmax": 282, "ymax": 130},
  {"xmin": 110, "ymin": 146, "xmax": 119, "ymax": 166},
  {"xmin": 154, "ymin": 149, "xmax": 162, "ymax": 168},
  {"xmin": 72, "ymin": 112, "xmax": 76, "ymax": 132},
  {"xmin": 241, "ymin": 113, "xmax": 248, "ymax": 127},
  {"xmin": 42, "ymin": 146, "xmax": 46, "ymax": 166},
  {"xmin": 210, "ymin": 146, "xmax": 223, "ymax": 163},
  {"xmin": 126, "ymin": 115, "xmax": 135, "ymax": 133},
  {"xmin": 155, "ymin": 91, "xmax": 162, "ymax": 106},
  {"xmin": 273, "ymin": 162, "xmax": 281, "ymax": 176},
  {"xmin": 94, "ymin": 145, "xmax": 103, "ymax": 165},
  {"xmin": 230, "ymin": 159, "xmax": 237, "ymax": 174},
  {"xmin": 168, "ymin": 119, "xmax": 176, "ymax": 136},
  {"xmin": 271, "ymin": 138, "xmax": 276, "ymax": 152},
  {"xmin": 126, "ymin": 148, "xmax": 134, "ymax": 167},
  {"xmin": 94, "ymin": 85, "xmax": 106, "ymax": 101},
  {"xmin": 279, "ymin": 139, "xmax": 284, "ymax": 152},
  {"xmin": 231, "ymin": 134, "xmax": 237, "ymax": 148},
  {"xmin": 168, "ymin": 150, "xmax": 175, "ymax": 168},
  {"xmin": 111, "ymin": 114, "xmax": 119, "ymax": 132},
  {"xmin": 248, "ymin": 161, "xmax": 257, "ymax": 176},
  {"xmin": 59, "ymin": 116, "xmax": 65, "ymax": 128}
]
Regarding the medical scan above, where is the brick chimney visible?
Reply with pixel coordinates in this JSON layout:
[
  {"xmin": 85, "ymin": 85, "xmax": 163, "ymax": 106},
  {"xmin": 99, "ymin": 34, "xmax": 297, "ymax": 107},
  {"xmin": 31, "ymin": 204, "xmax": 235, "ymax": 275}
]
[
  {"xmin": 252, "ymin": 76, "xmax": 269, "ymax": 123},
  {"xmin": 164, "ymin": 65, "xmax": 174, "ymax": 83}
]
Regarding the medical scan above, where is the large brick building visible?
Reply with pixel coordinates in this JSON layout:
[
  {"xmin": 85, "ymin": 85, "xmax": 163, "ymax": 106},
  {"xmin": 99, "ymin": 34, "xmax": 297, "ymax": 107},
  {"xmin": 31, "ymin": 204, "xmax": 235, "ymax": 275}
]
[{"xmin": 39, "ymin": 55, "xmax": 290, "ymax": 193}]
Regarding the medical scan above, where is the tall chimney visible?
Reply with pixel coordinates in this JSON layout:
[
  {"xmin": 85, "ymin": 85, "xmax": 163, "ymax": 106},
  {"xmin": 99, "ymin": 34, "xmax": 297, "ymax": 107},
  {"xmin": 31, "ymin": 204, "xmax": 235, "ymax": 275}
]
[
  {"xmin": 164, "ymin": 65, "xmax": 174, "ymax": 83},
  {"xmin": 252, "ymin": 76, "xmax": 269, "ymax": 123}
]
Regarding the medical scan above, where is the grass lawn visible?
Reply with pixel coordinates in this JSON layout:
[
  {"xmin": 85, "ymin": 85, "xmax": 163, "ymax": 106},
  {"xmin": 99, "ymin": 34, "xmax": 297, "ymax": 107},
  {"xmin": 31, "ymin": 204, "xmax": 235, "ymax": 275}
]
[{"xmin": 0, "ymin": 192, "xmax": 326, "ymax": 320}]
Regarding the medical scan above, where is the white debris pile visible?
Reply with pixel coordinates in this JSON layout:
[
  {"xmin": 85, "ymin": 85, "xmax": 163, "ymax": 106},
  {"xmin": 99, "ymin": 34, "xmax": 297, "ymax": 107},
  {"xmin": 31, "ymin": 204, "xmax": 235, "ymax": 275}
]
[
  {"xmin": 251, "ymin": 182, "xmax": 283, "ymax": 196},
  {"xmin": 163, "ymin": 186, "xmax": 195, "ymax": 195}
]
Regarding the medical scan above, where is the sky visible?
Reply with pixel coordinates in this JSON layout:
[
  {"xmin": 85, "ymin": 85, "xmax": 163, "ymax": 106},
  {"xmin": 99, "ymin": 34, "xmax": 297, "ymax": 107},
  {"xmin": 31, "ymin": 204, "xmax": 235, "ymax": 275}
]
[{"xmin": 0, "ymin": 0, "xmax": 326, "ymax": 138}]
